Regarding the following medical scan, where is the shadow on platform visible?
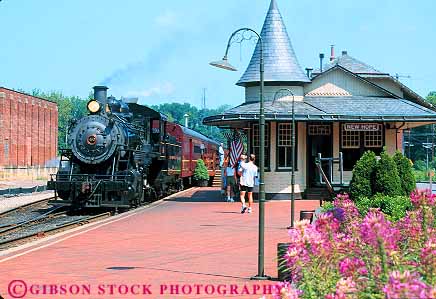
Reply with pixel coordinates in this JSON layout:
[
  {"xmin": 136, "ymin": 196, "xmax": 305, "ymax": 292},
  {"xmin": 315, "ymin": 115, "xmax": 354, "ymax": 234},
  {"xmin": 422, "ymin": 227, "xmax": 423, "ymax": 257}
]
[
  {"xmin": 165, "ymin": 189, "xmax": 224, "ymax": 202},
  {"xmin": 106, "ymin": 266, "xmax": 247, "ymax": 279}
]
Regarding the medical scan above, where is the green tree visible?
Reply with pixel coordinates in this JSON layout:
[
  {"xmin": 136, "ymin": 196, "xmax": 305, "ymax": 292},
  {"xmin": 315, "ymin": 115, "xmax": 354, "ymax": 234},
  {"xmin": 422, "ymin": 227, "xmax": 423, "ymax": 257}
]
[
  {"xmin": 30, "ymin": 89, "xmax": 87, "ymax": 151},
  {"xmin": 374, "ymin": 151, "xmax": 403, "ymax": 196},
  {"xmin": 393, "ymin": 151, "xmax": 416, "ymax": 196},
  {"xmin": 349, "ymin": 150, "xmax": 377, "ymax": 200}
]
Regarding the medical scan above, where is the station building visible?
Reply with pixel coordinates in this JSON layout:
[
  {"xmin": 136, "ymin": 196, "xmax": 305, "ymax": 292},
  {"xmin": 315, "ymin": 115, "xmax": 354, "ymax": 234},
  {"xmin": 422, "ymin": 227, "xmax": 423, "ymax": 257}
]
[
  {"xmin": 204, "ymin": 0, "xmax": 436, "ymax": 199},
  {"xmin": 0, "ymin": 87, "xmax": 58, "ymax": 167}
]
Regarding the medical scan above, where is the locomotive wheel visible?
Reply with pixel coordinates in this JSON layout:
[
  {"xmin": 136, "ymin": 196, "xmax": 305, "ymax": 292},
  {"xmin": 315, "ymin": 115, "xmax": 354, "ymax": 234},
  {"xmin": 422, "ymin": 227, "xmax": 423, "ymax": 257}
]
[{"xmin": 144, "ymin": 187, "xmax": 158, "ymax": 202}]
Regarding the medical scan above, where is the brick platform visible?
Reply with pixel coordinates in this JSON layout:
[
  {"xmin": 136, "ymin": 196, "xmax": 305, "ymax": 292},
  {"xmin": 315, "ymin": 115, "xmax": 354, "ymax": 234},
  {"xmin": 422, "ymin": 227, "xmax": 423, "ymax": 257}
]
[{"xmin": 0, "ymin": 187, "xmax": 319, "ymax": 299}]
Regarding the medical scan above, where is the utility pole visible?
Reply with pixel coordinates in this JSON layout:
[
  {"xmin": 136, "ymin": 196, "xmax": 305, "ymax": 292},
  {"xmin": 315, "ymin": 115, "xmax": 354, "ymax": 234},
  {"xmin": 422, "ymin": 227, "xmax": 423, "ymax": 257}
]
[{"xmin": 202, "ymin": 88, "xmax": 207, "ymax": 110}]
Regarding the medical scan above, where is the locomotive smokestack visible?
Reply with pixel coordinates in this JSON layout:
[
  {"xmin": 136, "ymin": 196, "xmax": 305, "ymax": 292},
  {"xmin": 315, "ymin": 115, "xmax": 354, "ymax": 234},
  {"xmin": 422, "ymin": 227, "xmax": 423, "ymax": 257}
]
[{"xmin": 93, "ymin": 86, "xmax": 108, "ymax": 106}]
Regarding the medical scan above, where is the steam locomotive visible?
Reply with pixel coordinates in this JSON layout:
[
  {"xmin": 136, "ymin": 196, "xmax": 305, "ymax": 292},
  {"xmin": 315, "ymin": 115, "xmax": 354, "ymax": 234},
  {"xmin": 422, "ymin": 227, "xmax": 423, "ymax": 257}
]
[{"xmin": 48, "ymin": 86, "xmax": 219, "ymax": 209}]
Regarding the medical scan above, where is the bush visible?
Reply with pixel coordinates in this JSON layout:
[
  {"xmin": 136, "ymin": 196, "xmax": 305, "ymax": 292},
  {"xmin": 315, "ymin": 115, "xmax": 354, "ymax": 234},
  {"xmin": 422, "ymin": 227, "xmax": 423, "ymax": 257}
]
[
  {"xmin": 193, "ymin": 159, "xmax": 209, "ymax": 181},
  {"xmin": 349, "ymin": 151, "xmax": 377, "ymax": 200},
  {"xmin": 374, "ymin": 151, "xmax": 402, "ymax": 196},
  {"xmin": 393, "ymin": 151, "xmax": 416, "ymax": 196},
  {"xmin": 355, "ymin": 194, "xmax": 412, "ymax": 221}
]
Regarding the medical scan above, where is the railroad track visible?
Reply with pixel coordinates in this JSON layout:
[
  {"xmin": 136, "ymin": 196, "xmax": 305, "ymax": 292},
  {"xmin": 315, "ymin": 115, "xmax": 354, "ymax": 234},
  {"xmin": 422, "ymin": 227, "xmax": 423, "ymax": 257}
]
[
  {"xmin": 0, "ymin": 212, "xmax": 111, "ymax": 250},
  {"xmin": 0, "ymin": 197, "xmax": 54, "ymax": 218},
  {"xmin": 0, "ymin": 207, "xmax": 65, "ymax": 236}
]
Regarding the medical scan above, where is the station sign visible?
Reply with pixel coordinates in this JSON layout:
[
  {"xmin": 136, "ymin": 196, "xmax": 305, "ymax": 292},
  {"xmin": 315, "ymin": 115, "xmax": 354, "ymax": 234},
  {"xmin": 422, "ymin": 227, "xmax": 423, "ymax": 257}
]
[{"xmin": 344, "ymin": 123, "xmax": 381, "ymax": 131}]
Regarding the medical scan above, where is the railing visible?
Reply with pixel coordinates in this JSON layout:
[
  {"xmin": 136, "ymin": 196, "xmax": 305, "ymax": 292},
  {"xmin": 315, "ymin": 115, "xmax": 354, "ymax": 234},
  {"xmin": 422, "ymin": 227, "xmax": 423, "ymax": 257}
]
[
  {"xmin": 316, "ymin": 152, "xmax": 345, "ymax": 187},
  {"xmin": 50, "ymin": 173, "xmax": 133, "ymax": 182}
]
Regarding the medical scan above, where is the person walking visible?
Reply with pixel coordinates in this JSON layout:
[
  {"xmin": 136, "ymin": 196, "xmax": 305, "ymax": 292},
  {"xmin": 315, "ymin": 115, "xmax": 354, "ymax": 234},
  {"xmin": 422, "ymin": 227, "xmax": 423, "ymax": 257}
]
[
  {"xmin": 218, "ymin": 143, "xmax": 225, "ymax": 167},
  {"xmin": 238, "ymin": 154, "xmax": 258, "ymax": 214},
  {"xmin": 224, "ymin": 160, "xmax": 236, "ymax": 202}
]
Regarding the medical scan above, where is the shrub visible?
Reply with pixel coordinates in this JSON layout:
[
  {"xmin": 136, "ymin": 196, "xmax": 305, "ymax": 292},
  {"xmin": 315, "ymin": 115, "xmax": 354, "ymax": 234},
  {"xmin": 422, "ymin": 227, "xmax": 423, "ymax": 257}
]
[
  {"xmin": 355, "ymin": 194, "xmax": 412, "ymax": 221},
  {"xmin": 393, "ymin": 151, "xmax": 416, "ymax": 196},
  {"xmin": 193, "ymin": 159, "xmax": 209, "ymax": 181},
  {"xmin": 349, "ymin": 151, "xmax": 377, "ymax": 200},
  {"xmin": 374, "ymin": 151, "xmax": 402, "ymax": 196}
]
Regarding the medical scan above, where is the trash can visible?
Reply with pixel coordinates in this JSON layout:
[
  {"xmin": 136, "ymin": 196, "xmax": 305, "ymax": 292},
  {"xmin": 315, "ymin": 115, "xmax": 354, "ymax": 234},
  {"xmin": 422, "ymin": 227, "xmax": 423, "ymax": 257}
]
[
  {"xmin": 299, "ymin": 210, "xmax": 315, "ymax": 223},
  {"xmin": 277, "ymin": 242, "xmax": 291, "ymax": 281}
]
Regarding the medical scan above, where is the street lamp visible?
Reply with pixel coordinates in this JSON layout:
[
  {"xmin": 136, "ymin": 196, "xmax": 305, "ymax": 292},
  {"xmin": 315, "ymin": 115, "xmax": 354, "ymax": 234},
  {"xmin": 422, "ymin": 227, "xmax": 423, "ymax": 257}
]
[
  {"xmin": 210, "ymin": 28, "xmax": 269, "ymax": 280},
  {"xmin": 273, "ymin": 89, "xmax": 296, "ymax": 228}
]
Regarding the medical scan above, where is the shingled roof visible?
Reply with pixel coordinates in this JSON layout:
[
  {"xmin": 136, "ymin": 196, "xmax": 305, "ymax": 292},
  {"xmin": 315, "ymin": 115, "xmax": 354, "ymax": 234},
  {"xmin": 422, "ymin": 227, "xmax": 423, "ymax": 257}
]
[
  {"xmin": 236, "ymin": 0, "xmax": 310, "ymax": 86},
  {"xmin": 203, "ymin": 96, "xmax": 436, "ymax": 127},
  {"xmin": 313, "ymin": 52, "xmax": 389, "ymax": 76}
]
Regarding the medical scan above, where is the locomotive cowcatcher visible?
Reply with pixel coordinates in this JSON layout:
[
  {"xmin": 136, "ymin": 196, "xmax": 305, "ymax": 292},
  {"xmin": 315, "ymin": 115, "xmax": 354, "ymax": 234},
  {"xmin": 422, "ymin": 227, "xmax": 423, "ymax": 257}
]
[{"xmin": 48, "ymin": 86, "xmax": 219, "ymax": 209}]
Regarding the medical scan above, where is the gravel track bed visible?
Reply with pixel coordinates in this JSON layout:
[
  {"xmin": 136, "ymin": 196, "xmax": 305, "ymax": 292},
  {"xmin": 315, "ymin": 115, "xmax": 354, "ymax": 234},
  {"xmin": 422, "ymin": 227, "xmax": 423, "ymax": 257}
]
[
  {"xmin": 0, "ymin": 214, "xmax": 88, "ymax": 241},
  {"xmin": 0, "ymin": 202, "xmax": 55, "ymax": 227}
]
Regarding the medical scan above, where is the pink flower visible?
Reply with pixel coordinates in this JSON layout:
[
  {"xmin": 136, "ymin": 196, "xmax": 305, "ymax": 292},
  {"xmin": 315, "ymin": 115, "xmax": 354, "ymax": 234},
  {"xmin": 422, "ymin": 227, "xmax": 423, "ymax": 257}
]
[
  {"xmin": 383, "ymin": 270, "xmax": 432, "ymax": 299},
  {"xmin": 325, "ymin": 277, "xmax": 357, "ymax": 299},
  {"xmin": 315, "ymin": 212, "xmax": 340, "ymax": 234},
  {"xmin": 334, "ymin": 194, "xmax": 360, "ymax": 221},
  {"xmin": 360, "ymin": 209, "xmax": 400, "ymax": 252},
  {"xmin": 410, "ymin": 189, "xmax": 436, "ymax": 207},
  {"xmin": 420, "ymin": 237, "xmax": 436, "ymax": 279},
  {"xmin": 272, "ymin": 282, "xmax": 302, "ymax": 299},
  {"xmin": 338, "ymin": 257, "xmax": 368, "ymax": 277}
]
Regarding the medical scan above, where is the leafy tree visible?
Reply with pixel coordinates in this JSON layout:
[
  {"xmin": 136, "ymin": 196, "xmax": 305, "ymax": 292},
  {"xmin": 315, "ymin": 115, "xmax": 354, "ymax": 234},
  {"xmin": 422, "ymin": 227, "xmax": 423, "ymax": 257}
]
[
  {"xmin": 393, "ymin": 151, "xmax": 416, "ymax": 196},
  {"xmin": 30, "ymin": 89, "xmax": 87, "ymax": 151},
  {"xmin": 374, "ymin": 151, "xmax": 402, "ymax": 196},
  {"xmin": 404, "ymin": 91, "xmax": 436, "ymax": 162},
  {"xmin": 425, "ymin": 91, "xmax": 436, "ymax": 105},
  {"xmin": 349, "ymin": 151, "xmax": 377, "ymax": 200}
]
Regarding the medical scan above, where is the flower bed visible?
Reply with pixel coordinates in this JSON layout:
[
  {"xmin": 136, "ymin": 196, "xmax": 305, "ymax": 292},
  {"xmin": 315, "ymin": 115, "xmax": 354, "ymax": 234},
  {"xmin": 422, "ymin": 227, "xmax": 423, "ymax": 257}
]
[{"xmin": 270, "ymin": 191, "xmax": 435, "ymax": 299}]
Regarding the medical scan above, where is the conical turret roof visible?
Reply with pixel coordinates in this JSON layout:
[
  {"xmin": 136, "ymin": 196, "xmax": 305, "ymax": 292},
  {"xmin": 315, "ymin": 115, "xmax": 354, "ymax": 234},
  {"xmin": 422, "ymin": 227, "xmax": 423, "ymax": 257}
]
[{"xmin": 237, "ymin": 0, "xmax": 310, "ymax": 86}]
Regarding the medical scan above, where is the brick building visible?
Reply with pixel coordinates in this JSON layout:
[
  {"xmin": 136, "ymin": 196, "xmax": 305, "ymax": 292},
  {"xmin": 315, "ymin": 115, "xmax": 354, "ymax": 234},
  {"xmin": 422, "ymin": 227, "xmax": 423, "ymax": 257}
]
[{"xmin": 0, "ymin": 87, "xmax": 58, "ymax": 167}]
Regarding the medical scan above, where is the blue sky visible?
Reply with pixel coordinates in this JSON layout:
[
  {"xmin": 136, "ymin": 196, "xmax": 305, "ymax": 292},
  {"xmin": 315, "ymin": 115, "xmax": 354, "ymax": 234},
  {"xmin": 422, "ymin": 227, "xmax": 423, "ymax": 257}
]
[{"xmin": 0, "ymin": 0, "xmax": 435, "ymax": 108}]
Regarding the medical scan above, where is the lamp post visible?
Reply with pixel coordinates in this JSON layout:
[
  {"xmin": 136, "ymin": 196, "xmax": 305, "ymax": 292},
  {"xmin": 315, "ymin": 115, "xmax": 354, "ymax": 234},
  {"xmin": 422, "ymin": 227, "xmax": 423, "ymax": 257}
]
[
  {"xmin": 210, "ymin": 28, "xmax": 269, "ymax": 280},
  {"xmin": 273, "ymin": 89, "xmax": 296, "ymax": 228}
]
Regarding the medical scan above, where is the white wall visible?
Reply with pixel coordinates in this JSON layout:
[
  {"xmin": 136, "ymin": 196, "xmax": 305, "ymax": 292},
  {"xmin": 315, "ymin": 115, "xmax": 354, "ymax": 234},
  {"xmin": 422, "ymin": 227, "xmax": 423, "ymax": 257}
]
[
  {"xmin": 245, "ymin": 86, "xmax": 304, "ymax": 103},
  {"xmin": 304, "ymin": 68, "xmax": 390, "ymax": 97}
]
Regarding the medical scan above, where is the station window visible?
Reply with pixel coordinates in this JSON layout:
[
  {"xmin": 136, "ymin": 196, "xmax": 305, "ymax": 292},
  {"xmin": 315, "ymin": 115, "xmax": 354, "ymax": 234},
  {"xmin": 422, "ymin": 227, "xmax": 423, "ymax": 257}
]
[
  {"xmin": 277, "ymin": 123, "xmax": 297, "ymax": 170},
  {"xmin": 308, "ymin": 124, "xmax": 331, "ymax": 136},
  {"xmin": 251, "ymin": 123, "xmax": 270, "ymax": 170},
  {"xmin": 341, "ymin": 123, "xmax": 384, "ymax": 170}
]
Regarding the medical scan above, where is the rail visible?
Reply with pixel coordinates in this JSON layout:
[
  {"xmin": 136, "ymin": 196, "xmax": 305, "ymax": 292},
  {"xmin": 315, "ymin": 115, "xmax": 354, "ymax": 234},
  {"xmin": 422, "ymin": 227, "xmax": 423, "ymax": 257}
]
[
  {"xmin": 0, "ymin": 212, "xmax": 111, "ymax": 249},
  {"xmin": 317, "ymin": 152, "xmax": 346, "ymax": 187}
]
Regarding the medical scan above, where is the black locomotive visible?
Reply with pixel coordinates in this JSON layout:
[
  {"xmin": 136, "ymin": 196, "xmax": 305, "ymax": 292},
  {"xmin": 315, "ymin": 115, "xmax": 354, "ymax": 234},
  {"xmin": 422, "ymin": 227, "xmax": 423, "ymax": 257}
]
[{"xmin": 48, "ymin": 86, "xmax": 219, "ymax": 209}]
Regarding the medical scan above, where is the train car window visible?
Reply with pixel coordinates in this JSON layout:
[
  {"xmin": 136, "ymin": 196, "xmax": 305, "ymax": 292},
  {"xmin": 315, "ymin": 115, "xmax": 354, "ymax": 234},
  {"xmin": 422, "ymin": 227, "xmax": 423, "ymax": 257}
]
[{"xmin": 194, "ymin": 145, "xmax": 202, "ymax": 154}]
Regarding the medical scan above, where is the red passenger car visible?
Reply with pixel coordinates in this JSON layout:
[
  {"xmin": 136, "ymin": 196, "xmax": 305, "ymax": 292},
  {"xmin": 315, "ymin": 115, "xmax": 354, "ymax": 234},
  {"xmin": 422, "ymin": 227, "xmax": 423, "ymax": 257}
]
[{"xmin": 166, "ymin": 122, "xmax": 219, "ymax": 184}]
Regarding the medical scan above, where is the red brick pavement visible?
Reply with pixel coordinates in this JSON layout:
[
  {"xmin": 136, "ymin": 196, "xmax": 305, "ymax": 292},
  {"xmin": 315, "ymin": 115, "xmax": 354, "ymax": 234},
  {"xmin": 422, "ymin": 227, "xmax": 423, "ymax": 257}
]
[{"xmin": 0, "ymin": 187, "xmax": 319, "ymax": 299}]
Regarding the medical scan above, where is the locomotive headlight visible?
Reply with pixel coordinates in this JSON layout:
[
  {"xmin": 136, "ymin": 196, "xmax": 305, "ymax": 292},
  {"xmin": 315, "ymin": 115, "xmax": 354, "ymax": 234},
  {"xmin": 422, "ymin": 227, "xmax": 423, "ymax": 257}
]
[{"xmin": 87, "ymin": 100, "xmax": 101, "ymax": 113}]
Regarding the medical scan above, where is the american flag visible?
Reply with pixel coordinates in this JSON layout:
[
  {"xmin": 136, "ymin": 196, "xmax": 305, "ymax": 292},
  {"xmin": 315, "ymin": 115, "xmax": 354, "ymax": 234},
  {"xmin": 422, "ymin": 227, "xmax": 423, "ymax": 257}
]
[{"xmin": 229, "ymin": 132, "xmax": 244, "ymax": 168}]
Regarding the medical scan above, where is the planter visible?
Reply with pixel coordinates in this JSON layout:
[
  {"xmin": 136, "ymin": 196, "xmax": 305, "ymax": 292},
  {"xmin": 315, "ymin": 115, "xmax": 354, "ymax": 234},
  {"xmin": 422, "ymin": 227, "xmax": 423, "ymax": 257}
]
[
  {"xmin": 196, "ymin": 180, "xmax": 209, "ymax": 187},
  {"xmin": 300, "ymin": 210, "xmax": 315, "ymax": 223}
]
